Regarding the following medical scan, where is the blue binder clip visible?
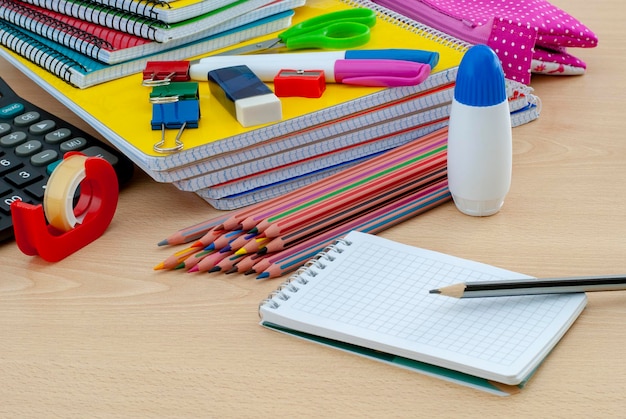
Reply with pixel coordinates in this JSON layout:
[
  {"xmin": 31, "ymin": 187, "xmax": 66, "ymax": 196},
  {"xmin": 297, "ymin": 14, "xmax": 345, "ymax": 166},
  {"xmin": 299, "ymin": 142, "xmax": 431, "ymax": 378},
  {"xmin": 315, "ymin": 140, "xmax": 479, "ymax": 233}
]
[{"xmin": 150, "ymin": 82, "xmax": 200, "ymax": 153}]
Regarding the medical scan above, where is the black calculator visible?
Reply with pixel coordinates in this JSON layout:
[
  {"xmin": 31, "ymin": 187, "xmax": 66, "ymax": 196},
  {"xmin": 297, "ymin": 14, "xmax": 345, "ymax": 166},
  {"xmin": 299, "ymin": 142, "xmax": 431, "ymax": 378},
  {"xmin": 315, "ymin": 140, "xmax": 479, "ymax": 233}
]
[{"xmin": 0, "ymin": 75, "xmax": 134, "ymax": 242}]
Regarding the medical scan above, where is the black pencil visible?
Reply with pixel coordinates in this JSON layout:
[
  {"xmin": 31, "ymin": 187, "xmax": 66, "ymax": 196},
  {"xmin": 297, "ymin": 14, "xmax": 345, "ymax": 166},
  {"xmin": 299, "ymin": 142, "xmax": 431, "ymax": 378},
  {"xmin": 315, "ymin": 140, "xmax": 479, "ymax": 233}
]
[{"xmin": 429, "ymin": 275, "xmax": 626, "ymax": 298}]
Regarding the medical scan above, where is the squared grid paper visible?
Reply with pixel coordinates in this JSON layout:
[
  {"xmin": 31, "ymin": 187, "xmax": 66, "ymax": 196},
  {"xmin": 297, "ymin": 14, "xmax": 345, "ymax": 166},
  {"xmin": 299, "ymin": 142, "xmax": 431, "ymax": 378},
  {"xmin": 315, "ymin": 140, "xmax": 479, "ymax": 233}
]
[{"xmin": 289, "ymin": 237, "xmax": 577, "ymax": 368}]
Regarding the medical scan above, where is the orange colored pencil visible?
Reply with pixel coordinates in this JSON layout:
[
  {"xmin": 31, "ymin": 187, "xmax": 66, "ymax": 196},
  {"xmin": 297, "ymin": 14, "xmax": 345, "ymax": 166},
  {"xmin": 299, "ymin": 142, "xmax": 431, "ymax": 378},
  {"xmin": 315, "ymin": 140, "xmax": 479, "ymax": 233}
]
[{"xmin": 154, "ymin": 245, "xmax": 202, "ymax": 270}]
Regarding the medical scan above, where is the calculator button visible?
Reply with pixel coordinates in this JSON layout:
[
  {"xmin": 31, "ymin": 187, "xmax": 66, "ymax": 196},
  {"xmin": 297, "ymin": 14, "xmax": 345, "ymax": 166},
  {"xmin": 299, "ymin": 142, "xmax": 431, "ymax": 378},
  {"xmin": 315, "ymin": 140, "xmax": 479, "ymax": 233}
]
[
  {"xmin": 14, "ymin": 111, "xmax": 40, "ymax": 127},
  {"xmin": 0, "ymin": 102, "xmax": 25, "ymax": 119},
  {"xmin": 0, "ymin": 179, "xmax": 12, "ymax": 196},
  {"xmin": 0, "ymin": 156, "xmax": 23, "ymax": 175},
  {"xmin": 0, "ymin": 123, "xmax": 10, "ymax": 135},
  {"xmin": 15, "ymin": 140, "xmax": 43, "ymax": 157},
  {"xmin": 0, "ymin": 192, "xmax": 30, "ymax": 214},
  {"xmin": 45, "ymin": 128, "xmax": 72, "ymax": 144},
  {"xmin": 24, "ymin": 178, "xmax": 48, "ymax": 200},
  {"xmin": 0, "ymin": 131, "xmax": 27, "ymax": 147},
  {"xmin": 81, "ymin": 145, "xmax": 119, "ymax": 167},
  {"xmin": 31, "ymin": 149, "xmax": 59, "ymax": 167},
  {"xmin": 60, "ymin": 137, "xmax": 88, "ymax": 152},
  {"xmin": 5, "ymin": 168, "xmax": 43, "ymax": 188},
  {"xmin": 29, "ymin": 119, "xmax": 56, "ymax": 135}
]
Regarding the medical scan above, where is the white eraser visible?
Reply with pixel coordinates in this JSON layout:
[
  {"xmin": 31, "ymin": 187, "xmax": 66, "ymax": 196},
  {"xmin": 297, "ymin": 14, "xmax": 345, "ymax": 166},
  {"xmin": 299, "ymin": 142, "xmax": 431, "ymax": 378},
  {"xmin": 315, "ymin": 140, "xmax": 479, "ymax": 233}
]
[
  {"xmin": 235, "ymin": 93, "xmax": 282, "ymax": 127},
  {"xmin": 208, "ymin": 65, "xmax": 282, "ymax": 128}
]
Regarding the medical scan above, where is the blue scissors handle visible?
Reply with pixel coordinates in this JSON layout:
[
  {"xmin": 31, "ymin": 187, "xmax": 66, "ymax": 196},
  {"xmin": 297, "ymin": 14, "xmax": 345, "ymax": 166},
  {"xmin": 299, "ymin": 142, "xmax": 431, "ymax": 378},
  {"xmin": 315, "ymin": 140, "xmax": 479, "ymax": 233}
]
[{"xmin": 279, "ymin": 8, "xmax": 377, "ymax": 40}]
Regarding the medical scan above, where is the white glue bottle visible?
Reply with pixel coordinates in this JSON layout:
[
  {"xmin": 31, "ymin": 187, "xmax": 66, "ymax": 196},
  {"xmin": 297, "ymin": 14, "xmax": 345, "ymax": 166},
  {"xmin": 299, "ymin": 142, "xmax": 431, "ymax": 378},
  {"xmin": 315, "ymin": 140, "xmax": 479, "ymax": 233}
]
[{"xmin": 447, "ymin": 44, "xmax": 512, "ymax": 216}]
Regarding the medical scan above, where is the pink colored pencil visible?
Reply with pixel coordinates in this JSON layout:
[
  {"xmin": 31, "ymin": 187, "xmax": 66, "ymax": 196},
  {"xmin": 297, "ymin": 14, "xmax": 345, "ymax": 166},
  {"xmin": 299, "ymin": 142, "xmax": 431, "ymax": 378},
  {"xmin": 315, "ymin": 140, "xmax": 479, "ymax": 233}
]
[{"xmin": 189, "ymin": 250, "xmax": 235, "ymax": 273}]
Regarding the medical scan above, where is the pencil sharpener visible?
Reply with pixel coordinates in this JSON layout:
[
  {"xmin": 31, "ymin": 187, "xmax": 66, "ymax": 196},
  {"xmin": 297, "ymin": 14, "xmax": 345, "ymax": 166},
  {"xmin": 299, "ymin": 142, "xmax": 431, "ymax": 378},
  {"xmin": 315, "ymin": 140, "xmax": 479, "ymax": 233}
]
[{"xmin": 274, "ymin": 69, "xmax": 326, "ymax": 98}]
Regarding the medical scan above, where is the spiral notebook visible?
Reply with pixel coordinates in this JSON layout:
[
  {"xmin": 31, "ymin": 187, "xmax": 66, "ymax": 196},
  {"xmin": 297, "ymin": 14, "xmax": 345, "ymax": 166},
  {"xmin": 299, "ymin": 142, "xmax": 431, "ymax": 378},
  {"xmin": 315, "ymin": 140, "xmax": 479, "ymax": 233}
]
[
  {"xmin": 0, "ymin": 0, "xmax": 302, "ymax": 64},
  {"xmin": 0, "ymin": 10, "xmax": 294, "ymax": 88},
  {"xmin": 86, "ymin": 0, "xmax": 252, "ymax": 24},
  {"xmin": 16, "ymin": 0, "xmax": 279, "ymax": 42},
  {"xmin": 0, "ymin": 0, "xmax": 540, "ymax": 209},
  {"xmin": 259, "ymin": 231, "xmax": 586, "ymax": 395}
]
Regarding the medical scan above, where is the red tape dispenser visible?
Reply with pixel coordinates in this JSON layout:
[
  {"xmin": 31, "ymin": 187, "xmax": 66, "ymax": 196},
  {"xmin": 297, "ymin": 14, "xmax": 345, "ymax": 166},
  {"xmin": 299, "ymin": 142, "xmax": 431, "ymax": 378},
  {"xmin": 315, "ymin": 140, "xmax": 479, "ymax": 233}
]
[{"xmin": 10, "ymin": 153, "xmax": 119, "ymax": 262}]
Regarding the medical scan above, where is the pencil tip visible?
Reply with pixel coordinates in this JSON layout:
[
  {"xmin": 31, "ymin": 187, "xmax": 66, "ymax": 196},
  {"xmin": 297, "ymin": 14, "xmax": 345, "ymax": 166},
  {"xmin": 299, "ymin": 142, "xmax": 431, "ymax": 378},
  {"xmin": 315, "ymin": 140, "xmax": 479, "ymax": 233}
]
[
  {"xmin": 204, "ymin": 243, "xmax": 215, "ymax": 251},
  {"xmin": 429, "ymin": 289, "xmax": 441, "ymax": 294},
  {"xmin": 187, "ymin": 266, "xmax": 199, "ymax": 273},
  {"xmin": 208, "ymin": 266, "xmax": 221, "ymax": 273},
  {"xmin": 174, "ymin": 262, "xmax": 185, "ymax": 270},
  {"xmin": 219, "ymin": 245, "xmax": 232, "ymax": 253},
  {"xmin": 244, "ymin": 269, "xmax": 256, "ymax": 275},
  {"xmin": 157, "ymin": 239, "xmax": 169, "ymax": 246},
  {"xmin": 225, "ymin": 267, "xmax": 238, "ymax": 274},
  {"xmin": 256, "ymin": 272, "xmax": 269, "ymax": 280},
  {"xmin": 257, "ymin": 247, "xmax": 268, "ymax": 255},
  {"xmin": 247, "ymin": 227, "xmax": 258, "ymax": 234},
  {"xmin": 235, "ymin": 248, "xmax": 247, "ymax": 256},
  {"xmin": 153, "ymin": 263, "xmax": 164, "ymax": 270}
]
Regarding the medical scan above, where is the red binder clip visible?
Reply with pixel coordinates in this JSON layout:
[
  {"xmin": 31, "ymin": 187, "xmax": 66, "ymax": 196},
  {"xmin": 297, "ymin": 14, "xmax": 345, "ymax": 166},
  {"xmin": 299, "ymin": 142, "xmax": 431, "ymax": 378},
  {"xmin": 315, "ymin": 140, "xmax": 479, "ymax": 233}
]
[
  {"xmin": 274, "ymin": 69, "xmax": 326, "ymax": 98},
  {"xmin": 142, "ymin": 61, "xmax": 191, "ymax": 86},
  {"xmin": 10, "ymin": 153, "xmax": 119, "ymax": 262}
]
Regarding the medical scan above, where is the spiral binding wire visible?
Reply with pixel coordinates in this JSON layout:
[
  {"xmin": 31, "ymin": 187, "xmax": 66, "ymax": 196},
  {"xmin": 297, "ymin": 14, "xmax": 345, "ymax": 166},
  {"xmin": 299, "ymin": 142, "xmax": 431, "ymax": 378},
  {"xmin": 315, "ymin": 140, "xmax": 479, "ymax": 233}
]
[
  {"xmin": 28, "ymin": 0, "xmax": 168, "ymax": 42},
  {"xmin": 95, "ymin": 0, "xmax": 171, "ymax": 19},
  {"xmin": 258, "ymin": 238, "xmax": 353, "ymax": 317},
  {"xmin": 0, "ymin": 20, "xmax": 85, "ymax": 86},
  {"xmin": 0, "ymin": 0, "xmax": 114, "ymax": 59}
]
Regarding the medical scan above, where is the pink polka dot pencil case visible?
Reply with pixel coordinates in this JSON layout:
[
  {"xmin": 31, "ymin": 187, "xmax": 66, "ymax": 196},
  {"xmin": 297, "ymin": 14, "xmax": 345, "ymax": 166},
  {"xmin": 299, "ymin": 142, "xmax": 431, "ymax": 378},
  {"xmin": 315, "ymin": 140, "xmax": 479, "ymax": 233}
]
[{"xmin": 371, "ymin": 0, "xmax": 598, "ymax": 85}]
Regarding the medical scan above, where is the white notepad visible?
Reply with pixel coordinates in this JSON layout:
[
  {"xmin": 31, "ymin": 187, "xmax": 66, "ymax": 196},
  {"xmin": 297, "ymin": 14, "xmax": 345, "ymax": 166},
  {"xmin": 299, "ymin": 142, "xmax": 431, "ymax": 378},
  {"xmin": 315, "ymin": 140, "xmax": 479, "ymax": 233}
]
[{"xmin": 259, "ymin": 231, "xmax": 586, "ymax": 394}]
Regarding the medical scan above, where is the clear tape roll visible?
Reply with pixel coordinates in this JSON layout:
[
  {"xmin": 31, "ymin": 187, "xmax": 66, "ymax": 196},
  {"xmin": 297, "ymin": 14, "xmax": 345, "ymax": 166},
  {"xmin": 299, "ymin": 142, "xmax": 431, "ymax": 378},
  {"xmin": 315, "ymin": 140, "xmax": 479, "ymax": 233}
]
[{"xmin": 43, "ymin": 154, "xmax": 89, "ymax": 232}]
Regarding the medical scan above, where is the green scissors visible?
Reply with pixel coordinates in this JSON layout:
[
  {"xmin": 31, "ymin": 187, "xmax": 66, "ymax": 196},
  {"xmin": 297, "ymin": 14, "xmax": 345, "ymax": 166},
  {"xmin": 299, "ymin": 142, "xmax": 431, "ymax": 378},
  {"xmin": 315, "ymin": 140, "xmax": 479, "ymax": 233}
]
[{"xmin": 213, "ymin": 9, "xmax": 377, "ymax": 56}]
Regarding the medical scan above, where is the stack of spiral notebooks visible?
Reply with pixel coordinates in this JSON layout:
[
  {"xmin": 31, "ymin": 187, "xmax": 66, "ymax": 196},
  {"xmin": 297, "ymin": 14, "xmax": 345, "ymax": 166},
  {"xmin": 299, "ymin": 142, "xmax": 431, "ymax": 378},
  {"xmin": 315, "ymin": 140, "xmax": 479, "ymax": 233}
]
[
  {"xmin": 0, "ymin": 0, "xmax": 541, "ymax": 210},
  {"xmin": 0, "ymin": 0, "xmax": 304, "ymax": 87}
]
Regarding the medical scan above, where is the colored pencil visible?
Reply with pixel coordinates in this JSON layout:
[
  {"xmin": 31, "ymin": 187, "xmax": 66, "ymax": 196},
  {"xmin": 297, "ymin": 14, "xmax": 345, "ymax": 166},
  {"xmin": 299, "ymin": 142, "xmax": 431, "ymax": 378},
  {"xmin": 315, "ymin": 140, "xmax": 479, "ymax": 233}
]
[
  {"xmin": 157, "ymin": 214, "xmax": 229, "ymax": 246},
  {"xmin": 189, "ymin": 250, "xmax": 235, "ymax": 273},
  {"xmin": 258, "ymin": 150, "xmax": 447, "ymax": 238},
  {"xmin": 256, "ymin": 178, "xmax": 450, "ymax": 279},
  {"xmin": 429, "ymin": 275, "xmax": 626, "ymax": 298},
  {"xmin": 258, "ymin": 167, "xmax": 446, "ymax": 255},
  {"xmin": 180, "ymin": 248, "xmax": 216, "ymax": 271},
  {"xmin": 154, "ymin": 245, "xmax": 202, "ymax": 270}
]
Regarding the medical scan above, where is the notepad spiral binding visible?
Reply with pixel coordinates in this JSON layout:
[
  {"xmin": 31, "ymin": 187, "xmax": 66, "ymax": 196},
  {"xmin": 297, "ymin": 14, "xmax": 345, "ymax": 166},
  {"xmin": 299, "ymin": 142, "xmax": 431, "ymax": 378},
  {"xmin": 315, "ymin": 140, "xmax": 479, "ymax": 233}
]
[
  {"xmin": 345, "ymin": 0, "xmax": 471, "ymax": 53},
  {"xmin": 0, "ymin": 20, "xmax": 84, "ymax": 85},
  {"xmin": 0, "ymin": 0, "xmax": 115, "ymax": 59},
  {"xmin": 258, "ymin": 238, "xmax": 353, "ymax": 316}
]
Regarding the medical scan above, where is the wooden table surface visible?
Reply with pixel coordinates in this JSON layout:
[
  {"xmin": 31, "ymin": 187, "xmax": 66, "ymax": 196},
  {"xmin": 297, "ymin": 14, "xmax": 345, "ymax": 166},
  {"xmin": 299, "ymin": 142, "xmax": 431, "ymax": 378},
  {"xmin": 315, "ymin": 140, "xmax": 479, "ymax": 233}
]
[{"xmin": 1, "ymin": 0, "xmax": 625, "ymax": 417}]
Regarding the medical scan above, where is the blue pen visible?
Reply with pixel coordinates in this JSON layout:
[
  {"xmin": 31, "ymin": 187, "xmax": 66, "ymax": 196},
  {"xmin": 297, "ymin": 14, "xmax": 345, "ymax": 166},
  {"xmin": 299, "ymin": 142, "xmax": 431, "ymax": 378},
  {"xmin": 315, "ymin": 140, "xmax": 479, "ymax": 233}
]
[{"xmin": 189, "ymin": 49, "xmax": 439, "ymax": 85}]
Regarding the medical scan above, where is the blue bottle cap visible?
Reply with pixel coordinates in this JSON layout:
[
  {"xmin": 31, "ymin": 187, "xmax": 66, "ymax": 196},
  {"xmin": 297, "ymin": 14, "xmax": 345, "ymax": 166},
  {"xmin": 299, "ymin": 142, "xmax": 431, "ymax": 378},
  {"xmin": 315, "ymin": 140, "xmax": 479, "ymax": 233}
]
[{"xmin": 454, "ymin": 45, "xmax": 506, "ymax": 107}]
